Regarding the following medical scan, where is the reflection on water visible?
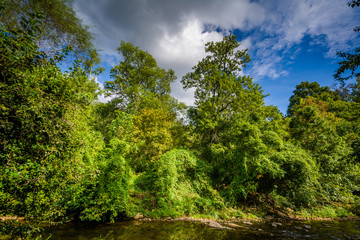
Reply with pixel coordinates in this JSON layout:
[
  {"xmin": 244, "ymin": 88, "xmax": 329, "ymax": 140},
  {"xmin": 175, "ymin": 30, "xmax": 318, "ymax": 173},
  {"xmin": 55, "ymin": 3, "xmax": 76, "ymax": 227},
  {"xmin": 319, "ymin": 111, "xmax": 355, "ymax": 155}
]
[{"xmin": 43, "ymin": 219, "xmax": 360, "ymax": 240}]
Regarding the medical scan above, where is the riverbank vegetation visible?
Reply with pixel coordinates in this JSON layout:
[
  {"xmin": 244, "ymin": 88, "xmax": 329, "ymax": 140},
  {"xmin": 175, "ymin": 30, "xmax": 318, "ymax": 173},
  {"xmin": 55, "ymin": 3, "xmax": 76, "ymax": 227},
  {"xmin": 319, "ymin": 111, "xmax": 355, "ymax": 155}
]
[{"xmin": 1, "ymin": 0, "xmax": 360, "ymax": 239}]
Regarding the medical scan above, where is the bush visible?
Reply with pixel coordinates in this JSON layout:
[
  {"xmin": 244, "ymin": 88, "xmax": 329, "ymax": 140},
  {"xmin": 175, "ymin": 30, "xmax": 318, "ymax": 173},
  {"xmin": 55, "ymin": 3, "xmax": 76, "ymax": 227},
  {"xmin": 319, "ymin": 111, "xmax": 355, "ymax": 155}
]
[
  {"xmin": 139, "ymin": 149, "xmax": 224, "ymax": 217},
  {"xmin": 78, "ymin": 131, "xmax": 134, "ymax": 222}
]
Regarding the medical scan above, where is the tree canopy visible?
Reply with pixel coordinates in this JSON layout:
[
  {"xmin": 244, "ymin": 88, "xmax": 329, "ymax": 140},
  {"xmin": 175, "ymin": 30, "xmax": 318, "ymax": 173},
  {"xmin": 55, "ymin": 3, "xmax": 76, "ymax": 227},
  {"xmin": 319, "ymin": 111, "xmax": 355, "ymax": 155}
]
[
  {"xmin": 0, "ymin": 0, "xmax": 99, "ymax": 68},
  {"xmin": 106, "ymin": 41, "xmax": 176, "ymax": 113},
  {"xmin": 181, "ymin": 34, "xmax": 264, "ymax": 146},
  {"xmin": 287, "ymin": 81, "xmax": 340, "ymax": 116}
]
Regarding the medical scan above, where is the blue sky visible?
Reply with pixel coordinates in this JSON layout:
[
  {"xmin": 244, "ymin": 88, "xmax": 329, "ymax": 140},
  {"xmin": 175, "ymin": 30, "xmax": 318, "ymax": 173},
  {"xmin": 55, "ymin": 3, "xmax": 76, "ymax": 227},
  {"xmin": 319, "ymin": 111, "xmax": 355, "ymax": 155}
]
[
  {"xmin": 253, "ymin": 34, "xmax": 342, "ymax": 113},
  {"xmin": 73, "ymin": 0, "xmax": 360, "ymax": 114}
]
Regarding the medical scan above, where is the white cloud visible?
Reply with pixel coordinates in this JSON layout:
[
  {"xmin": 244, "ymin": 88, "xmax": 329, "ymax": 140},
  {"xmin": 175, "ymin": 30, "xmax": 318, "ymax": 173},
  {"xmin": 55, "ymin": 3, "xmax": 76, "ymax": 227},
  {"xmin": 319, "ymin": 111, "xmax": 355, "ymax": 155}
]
[
  {"xmin": 154, "ymin": 17, "xmax": 225, "ymax": 105},
  {"xmin": 92, "ymin": 76, "xmax": 115, "ymax": 103},
  {"xmin": 246, "ymin": 0, "xmax": 360, "ymax": 80},
  {"xmin": 156, "ymin": 18, "xmax": 224, "ymax": 74},
  {"xmin": 239, "ymin": 37, "xmax": 252, "ymax": 51},
  {"xmin": 74, "ymin": 0, "xmax": 360, "ymax": 107},
  {"xmin": 73, "ymin": 0, "xmax": 268, "ymax": 105}
]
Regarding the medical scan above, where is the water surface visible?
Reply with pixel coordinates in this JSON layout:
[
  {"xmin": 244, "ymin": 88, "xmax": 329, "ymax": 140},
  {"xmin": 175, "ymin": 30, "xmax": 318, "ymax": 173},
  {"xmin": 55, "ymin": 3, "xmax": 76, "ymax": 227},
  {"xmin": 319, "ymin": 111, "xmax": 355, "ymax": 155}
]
[{"xmin": 43, "ymin": 219, "xmax": 360, "ymax": 240}]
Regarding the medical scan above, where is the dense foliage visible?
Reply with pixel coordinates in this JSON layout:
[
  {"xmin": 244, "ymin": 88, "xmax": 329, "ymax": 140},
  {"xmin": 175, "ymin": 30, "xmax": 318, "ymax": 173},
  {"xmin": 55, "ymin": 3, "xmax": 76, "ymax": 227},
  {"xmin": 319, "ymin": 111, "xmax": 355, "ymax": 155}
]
[
  {"xmin": 1, "ymin": 2, "xmax": 360, "ymax": 239},
  {"xmin": 0, "ymin": 11, "xmax": 99, "ymax": 221},
  {"xmin": 0, "ymin": 0, "xmax": 99, "ymax": 67}
]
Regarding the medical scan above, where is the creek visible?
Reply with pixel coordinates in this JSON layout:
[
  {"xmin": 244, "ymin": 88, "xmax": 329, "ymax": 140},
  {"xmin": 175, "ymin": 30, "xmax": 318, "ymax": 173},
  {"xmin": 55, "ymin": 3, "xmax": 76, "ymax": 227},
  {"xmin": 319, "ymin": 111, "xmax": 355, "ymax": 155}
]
[{"xmin": 42, "ymin": 219, "xmax": 360, "ymax": 240}]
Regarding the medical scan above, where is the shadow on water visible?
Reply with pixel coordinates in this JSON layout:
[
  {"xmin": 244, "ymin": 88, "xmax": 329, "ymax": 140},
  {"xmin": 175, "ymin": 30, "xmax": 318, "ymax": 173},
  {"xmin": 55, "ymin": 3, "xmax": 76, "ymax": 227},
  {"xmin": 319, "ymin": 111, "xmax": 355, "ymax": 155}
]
[{"xmin": 43, "ymin": 220, "xmax": 360, "ymax": 240}]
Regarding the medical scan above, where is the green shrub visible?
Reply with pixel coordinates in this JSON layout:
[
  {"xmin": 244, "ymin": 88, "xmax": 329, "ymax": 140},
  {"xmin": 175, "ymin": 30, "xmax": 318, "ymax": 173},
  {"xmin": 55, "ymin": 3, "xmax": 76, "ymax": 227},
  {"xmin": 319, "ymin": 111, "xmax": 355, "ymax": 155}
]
[
  {"xmin": 78, "ymin": 137, "xmax": 134, "ymax": 222},
  {"xmin": 211, "ymin": 122, "xmax": 321, "ymax": 207},
  {"xmin": 140, "ymin": 149, "xmax": 224, "ymax": 217}
]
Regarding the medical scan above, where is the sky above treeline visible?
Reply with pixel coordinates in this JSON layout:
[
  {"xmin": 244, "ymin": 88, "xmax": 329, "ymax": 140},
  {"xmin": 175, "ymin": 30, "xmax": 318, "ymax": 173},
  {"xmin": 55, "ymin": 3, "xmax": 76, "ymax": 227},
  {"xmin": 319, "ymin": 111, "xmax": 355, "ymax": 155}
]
[{"xmin": 73, "ymin": 0, "xmax": 360, "ymax": 114}]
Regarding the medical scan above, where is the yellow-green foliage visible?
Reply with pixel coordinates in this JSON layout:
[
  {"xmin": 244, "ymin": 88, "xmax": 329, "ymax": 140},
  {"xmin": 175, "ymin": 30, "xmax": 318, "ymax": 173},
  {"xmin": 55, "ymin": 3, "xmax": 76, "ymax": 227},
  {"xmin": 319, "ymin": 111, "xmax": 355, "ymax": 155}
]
[
  {"xmin": 132, "ymin": 108, "xmax": 174, "ymax": 170},
  {"xmin": 77, "ymin": 113, "xmax": 135, "ymax": 222},
  {"xmin": 297, "ymin": 205, "xmax": 353, "ymax": 218}
]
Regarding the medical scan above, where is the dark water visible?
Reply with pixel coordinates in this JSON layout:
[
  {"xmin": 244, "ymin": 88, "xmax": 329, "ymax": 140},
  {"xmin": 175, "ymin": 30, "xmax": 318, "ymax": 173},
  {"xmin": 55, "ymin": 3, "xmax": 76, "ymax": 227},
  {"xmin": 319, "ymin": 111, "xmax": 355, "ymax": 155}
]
[{"xmin": 42, "ymin": 219, "xmax": 360, "ymax": 240}]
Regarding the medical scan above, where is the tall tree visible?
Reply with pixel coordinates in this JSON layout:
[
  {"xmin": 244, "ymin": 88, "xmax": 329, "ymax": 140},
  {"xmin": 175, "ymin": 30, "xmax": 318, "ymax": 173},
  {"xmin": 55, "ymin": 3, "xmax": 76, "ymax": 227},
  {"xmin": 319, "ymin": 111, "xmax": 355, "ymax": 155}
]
[
  {"xmin": 106, "ymin": 41, "xmax": 176, "ymax": 113},
  {"xmin": 0, "ymin": 11, "xmax": 100, "ymax": 221},
  {"xmin": 181, "ymin": 34, "xmax": 264, "ymax": 145},
  {"xmin": 0, "ymin": 0, "xmax": 99, "ymax": 66}
]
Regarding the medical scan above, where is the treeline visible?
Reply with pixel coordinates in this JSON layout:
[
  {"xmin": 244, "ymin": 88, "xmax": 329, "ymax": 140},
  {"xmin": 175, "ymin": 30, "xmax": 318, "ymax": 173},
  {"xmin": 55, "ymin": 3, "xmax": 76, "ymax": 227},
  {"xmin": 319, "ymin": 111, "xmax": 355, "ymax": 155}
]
[{"xmin": 0, "ymin": 0, "xmax": 360, "ymax": 237}]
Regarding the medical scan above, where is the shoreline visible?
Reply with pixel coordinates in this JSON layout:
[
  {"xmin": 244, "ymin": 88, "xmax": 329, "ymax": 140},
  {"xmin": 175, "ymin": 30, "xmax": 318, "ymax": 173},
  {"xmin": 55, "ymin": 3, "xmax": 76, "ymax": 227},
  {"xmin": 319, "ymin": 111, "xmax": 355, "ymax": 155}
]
[
  {"xmin": 135, "ymin": 215, "xmax": 360, "ymax": 223},
  {"xmin": 1, "ymin": 213, "xmax": 359, "ymax": 226},
  {"xmin": 133, "ymin": 215, "xmax": 360, "ymax": 230}
]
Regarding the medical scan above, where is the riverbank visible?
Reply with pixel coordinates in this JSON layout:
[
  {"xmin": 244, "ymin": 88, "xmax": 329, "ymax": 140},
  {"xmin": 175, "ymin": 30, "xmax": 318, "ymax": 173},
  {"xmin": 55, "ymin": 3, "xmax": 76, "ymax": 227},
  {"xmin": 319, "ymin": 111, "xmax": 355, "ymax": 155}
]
[
  {"xmin": 129, "ymin": 203, "xmax": 360, "ymax": 223},
  {"xmin": 2, "ymin": 204, "xmax": 359, "ymax": 225}
]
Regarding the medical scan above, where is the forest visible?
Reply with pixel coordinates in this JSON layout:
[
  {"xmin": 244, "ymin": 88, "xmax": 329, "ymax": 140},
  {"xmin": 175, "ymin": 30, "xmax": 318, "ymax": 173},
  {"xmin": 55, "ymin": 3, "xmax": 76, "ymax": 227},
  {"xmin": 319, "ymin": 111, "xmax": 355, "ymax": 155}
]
[{"xmin": 1, "ymin": 0, "xmax": 360, "ymax": 238}]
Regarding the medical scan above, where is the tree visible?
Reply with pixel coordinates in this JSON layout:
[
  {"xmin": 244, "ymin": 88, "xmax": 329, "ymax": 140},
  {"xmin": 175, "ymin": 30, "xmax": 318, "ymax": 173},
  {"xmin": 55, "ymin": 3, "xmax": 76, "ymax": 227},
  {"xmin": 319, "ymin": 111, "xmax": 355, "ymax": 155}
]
[
  {"xmin": 289, "ymin": 97, "xmax": 360, "ymax": 202},
  {"xmin": 332, "ymin": 77, "xmax": 360, "ymax": 103},
  {"xmin": 181, "ymin": 34, "xmax": 264, "ymax": 146},
  {"xmin": 0, "ymin": 11, "xmax": 101, "ymax": 223},
  {"xmin": 334, "ymin": 49, "xmax": 360, "ymax": 81},
  {"xmin": 287, "ymin": 81, "xmax": 340, "ymax": 116},
  {"xmin": 0, "ymin": 0, "xmax": 99, "ymax": 67},
  {"xmin": 106, "ymin": 41, "xmax": 176, "ymax": 113},
  {"xmin": 350, "ymin": 77, "xmax": 360, "ymax": 102},
  {"xmin": 348, "ymin": 0, "xmax": 360, "ymax": 9},
  {"xmin": 334, "ymin": 0, "xmax": 360, "ymax": 81}
]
